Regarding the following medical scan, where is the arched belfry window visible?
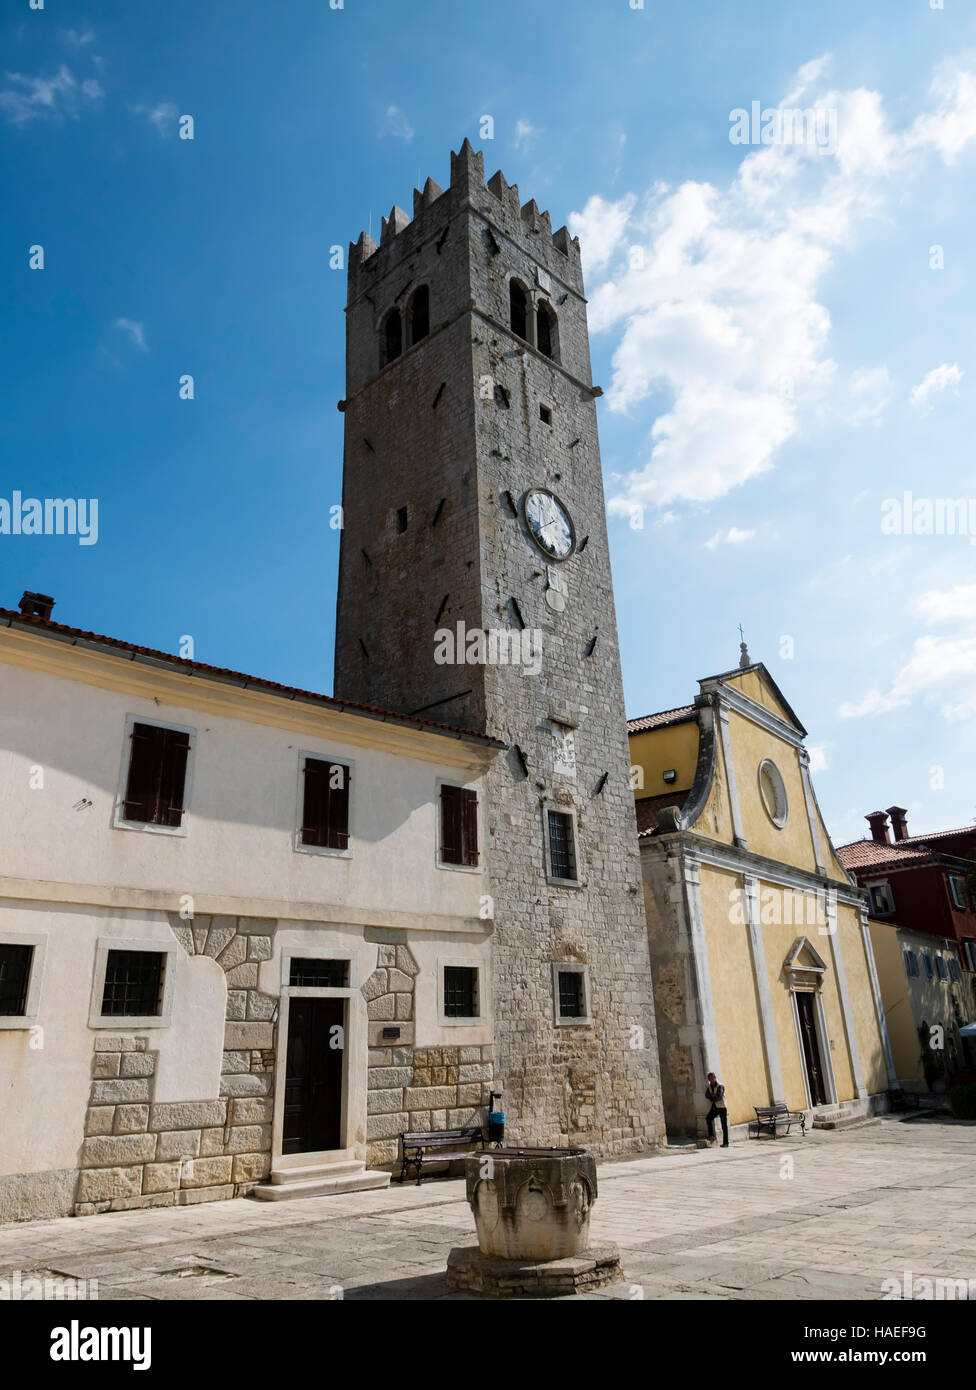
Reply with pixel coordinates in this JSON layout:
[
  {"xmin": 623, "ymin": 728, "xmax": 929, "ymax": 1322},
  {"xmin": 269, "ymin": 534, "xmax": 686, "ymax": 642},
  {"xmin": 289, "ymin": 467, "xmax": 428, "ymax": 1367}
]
[
  {"xmin": 510, "ymin": 280, "xmax": 529, "ymax": 342},
  {"xmin": 383, "ymin": 309, "xmax": 402, "ymax": 365},
  {"xmin": 537, "ymin": 301, "xmax": 557, "ymax": 361},
  {"xmin": 407, "ymin": 285, "xmax": 429, "ymax": 346}
]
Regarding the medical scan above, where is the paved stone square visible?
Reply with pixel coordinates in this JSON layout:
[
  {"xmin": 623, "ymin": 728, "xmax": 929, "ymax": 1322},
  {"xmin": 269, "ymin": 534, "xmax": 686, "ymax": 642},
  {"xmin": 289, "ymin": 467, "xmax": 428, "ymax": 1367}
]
[{"xmin": 1, "ymin": 1115, "xmax": 973, "ymax": 1300}]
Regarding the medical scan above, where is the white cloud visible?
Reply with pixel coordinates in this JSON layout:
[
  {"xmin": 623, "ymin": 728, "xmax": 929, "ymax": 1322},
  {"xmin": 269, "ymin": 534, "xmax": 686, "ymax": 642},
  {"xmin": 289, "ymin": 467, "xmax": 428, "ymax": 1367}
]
[
  {"xmin": 60, "ymin": 28, "xmax": 95, "ymax": 47},
  {"xmin": 840, "ymin": 583, "xmax": 976, "ymax": 720},
  {"xmin": 0, "ymin": 64, "xmax": 102, "ymax": 124},
  {"xmin": 568, "ymin": 194, "xmax": 635, "ymax": 271},
  {"xmin": 704, "ymin": 525, "xmax": 755, "ymax": 549},
  {"xmin": 577, "ymin": 56, "xmax": 976, "ymax": 515},
  {"xmin": 513, "ymin": 119, "xmax": 538, "ymax": 152},
  {"xmin": 380, "ymin": 105, "xmax": 413, "ymax": 142},
  {"xmin": 131, "ymin": 101, "xmax": 179, "ymax": 137},
  {"xmin": 847, "ymin": 366, "xmax": 894, "ymax": 426},
  {"xmin": 837, "ymin": 689, "xmax": 910, "ymax": 719},
  {"xmin": 909, "ymin": 362, "xmax": 963, "ymax": 414},
  {"xmin": 914, "ymin": 584, "xmax": 976, "ymax": 624},
  {"xmin": 807, "ymin": 744, "xmax": 829, "ymax": 773},
  {"xmin": 114, "ymin": 318, "xmax": 147, "ymax": 351}
]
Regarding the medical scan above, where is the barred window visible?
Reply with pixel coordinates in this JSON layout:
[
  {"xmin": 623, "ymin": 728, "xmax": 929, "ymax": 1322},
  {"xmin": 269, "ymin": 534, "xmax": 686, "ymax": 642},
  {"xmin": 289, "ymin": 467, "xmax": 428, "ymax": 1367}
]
[
  {"xmin": 101, "ymin": 949, "xmax": 165, "ymax": 1017},
  {"xmin": 443, "ymin": 966, "xmax": 478, "ymax": 1019},
  {"xmin": 547, "ymin": 809, "xmax": 577, "ymax": 882},
  {"xmin": 556, "ymin": 969, "xmax": 585, "ymax": 1020},
  {"xmin": 289, "ymin": 958, "xmax": 349, "ymax": 988}
]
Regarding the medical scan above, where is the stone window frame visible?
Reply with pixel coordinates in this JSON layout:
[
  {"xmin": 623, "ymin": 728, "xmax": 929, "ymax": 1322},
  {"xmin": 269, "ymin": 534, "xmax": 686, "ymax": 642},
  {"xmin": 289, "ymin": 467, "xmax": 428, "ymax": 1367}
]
[
  {"xmin": 0, "ymin": 931, "xmax": 47, "ymax": 1030},
  {"xmin": 757, "ymin": 757, "xmax": 788, "ymax": 829},
  {"xmin": 113, "ymin": 712, "xmax": 197, "ymax": 839},
  {"xmin": 89, "ymin": 936, "xmax": 176, "ymax": 1030},
  {"xmin": 551, "ymin": 962, "xmax": 592, "ymax": 1027},
  {"xmin": 543, "ymin": 804, "xmax": 582, "ymax": 888},
  {"xmin": 868, "ymin": 881, "xmax": 895, "ymax": 916},
  {"xmin": 436, "ymin": 955, "xmax": 485, "ymax": 1028},
  {"xmin": 293, "ymin": 749, "xmax": 356, "ymax": 861},
  {"xmin": 949, "ymin": 875, "xmax": 968, "ymax": 912},
  {"xmin": 788, "ymin": 983, "xmax": 838, "ymax": 1109},
  {"xmin": 434, "ymin": 777, "xmax": 485, "ymax": 875}
]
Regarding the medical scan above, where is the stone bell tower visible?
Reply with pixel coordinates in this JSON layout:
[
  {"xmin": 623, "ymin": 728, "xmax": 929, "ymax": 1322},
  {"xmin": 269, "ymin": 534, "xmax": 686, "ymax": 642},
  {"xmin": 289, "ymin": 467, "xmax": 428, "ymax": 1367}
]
[{"xmin": 334, "ymin": 140, "xmax": 664, "ymax": 1152}]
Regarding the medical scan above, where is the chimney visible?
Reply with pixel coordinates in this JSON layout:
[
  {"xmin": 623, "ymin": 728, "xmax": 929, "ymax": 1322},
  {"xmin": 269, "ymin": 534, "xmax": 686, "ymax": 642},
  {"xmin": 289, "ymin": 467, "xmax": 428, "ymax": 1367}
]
[
  {"xmin": 18, "ymin": 591, "xmax": 55, "ymax": 620},
  {"xmin": 887, "ymin": 806, "xmax": 909, "ymax": 842},
  {"xmin": 866, "ymin": 811, "xmax": 891, "ymax": 845}
]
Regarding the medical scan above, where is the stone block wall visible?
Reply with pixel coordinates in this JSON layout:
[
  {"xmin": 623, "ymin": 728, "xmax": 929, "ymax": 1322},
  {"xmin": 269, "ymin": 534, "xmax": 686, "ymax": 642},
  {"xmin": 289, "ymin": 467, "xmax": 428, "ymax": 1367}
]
[
  {"xmin": 362, "ymin": 940, "xmax": 493, "ymax": 1169},
  {"xmin": 73, "ymin": 915, "xmax": 276, "ymax": 1215}
]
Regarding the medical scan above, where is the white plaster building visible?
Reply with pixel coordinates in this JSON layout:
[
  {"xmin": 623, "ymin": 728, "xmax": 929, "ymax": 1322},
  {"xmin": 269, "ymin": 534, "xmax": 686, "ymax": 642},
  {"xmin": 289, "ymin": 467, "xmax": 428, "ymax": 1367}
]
[{"xmin": 0, "ymin": 597, "xmax": 501, "ymax": 1220}]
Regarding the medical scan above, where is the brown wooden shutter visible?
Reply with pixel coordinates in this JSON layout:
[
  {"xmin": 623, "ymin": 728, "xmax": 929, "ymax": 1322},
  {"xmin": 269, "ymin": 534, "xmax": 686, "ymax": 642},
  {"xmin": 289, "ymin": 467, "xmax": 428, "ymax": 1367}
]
[
  {"xmin": 124, "ymin": 723, "xmax": 165, "ymax": 822},
  {"xmin": 302, "ymin": 759, "xmax": 351, "ymax": 849},
  {"xmin": 326, "ymin": 762, "xmax": 350, "ymax": 850},
  {"xmin": 440, "ymin": 784, "xmax": 462, "ymax": 864},
  {"xmin": 159, "ymin": 728, "xmax": 190, "ymax": 826},
  {"xmin": 302, "ymin": 758, "xmax": 328, "ymax": 846},
  {"xmin": 460, "ymin": 788, "xmax": 479, "ymax": 866}
]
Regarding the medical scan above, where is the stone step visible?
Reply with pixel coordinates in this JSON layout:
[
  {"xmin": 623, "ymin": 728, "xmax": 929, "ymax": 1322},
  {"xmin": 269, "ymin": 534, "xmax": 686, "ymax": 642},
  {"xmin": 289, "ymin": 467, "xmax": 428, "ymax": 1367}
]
[
  {"xmin": 269, "ymin": 1159, "xmax": 363, "ymax": 1184},
  {"xmin": 253, "ymin": 1164, "xmax": 390, "ymax": 1201},
  {"xmin": 812, "ymin": 1113, "xmax": 881, "ymax": 1132}
]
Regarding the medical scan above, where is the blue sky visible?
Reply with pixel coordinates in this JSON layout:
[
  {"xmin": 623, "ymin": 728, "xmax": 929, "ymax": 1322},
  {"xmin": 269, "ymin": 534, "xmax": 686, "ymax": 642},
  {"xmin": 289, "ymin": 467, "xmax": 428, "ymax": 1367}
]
[{"xmin": 2, "ymin": 0, "xmax": 975, "ymax": 846}]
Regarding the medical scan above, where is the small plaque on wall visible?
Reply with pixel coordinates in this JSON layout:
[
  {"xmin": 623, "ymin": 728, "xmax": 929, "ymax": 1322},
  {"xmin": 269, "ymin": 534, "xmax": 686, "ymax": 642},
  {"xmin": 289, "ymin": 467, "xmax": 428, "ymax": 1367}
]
[{"xmin": 381, "ymin": 1027, "xmax": 400, "ymax": 1040}]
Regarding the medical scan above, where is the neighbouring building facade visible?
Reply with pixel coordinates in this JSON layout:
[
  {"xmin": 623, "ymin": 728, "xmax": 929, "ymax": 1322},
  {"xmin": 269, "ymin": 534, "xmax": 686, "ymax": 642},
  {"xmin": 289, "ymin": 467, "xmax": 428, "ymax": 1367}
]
[
  {"xmin": 333, "ymin": 141, "xmax": 664, "ymax": 1151},
  {"xmin": 628, "ymin": 651, "xmax": 895, "ymax": 1139},
  {"xmin": 838, "ymin": 810, "xmax": 976, "ymax": 1087},
  {"xmin": 0, "ymin": 596, "xmax": 501, "ymax": 1219}
]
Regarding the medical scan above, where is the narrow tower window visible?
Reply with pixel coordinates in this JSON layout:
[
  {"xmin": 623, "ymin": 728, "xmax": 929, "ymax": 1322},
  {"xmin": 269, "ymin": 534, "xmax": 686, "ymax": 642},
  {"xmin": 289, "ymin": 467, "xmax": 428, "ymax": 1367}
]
[
  {"xmin": 510, "ymin": 280, "xmax": 529, "ymax": 341},
  {"xmin": 383, "ymin": 309, "xmax": 402, "ymax": 365},
  {"xmin": 407, "ymin": 285, "xmax": 429, "ymax": 346},
  {"xmin": 537, "ymin": 301, "xmax": 557, "ymax": 360}
]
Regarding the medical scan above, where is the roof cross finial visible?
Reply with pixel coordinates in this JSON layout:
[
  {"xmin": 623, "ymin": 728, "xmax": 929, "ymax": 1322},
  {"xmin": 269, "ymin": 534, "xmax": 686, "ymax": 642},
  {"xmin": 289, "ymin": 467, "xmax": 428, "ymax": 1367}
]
[{"xmin": 737, "ymin": 624, "xmax": 751, "ymax": 669}]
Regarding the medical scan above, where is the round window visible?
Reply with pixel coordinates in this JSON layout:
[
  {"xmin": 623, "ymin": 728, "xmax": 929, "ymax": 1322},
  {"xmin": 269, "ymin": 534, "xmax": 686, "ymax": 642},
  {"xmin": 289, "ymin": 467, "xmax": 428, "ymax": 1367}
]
[{"xmin": 758, "ymin": 759, "xmax": 788, "ymax": 828}]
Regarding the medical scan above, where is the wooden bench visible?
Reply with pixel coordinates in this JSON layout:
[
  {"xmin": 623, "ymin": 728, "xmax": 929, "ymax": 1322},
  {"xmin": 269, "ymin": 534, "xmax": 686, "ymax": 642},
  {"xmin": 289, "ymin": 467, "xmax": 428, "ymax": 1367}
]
[
  {"xmin": 397, "ymin": 1126, "xmax": 485, "ymax": 1185},
  {"xmin": 749, "ymin": 1103, "xmax": 806, "ymax": 1139}
]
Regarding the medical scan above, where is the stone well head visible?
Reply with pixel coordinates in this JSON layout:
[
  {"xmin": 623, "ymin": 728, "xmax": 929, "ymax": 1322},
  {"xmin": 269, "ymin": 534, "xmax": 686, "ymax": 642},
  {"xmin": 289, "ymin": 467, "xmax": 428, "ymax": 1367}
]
[{"xmin": 465, "ymin": 1147, "xmax": 597, "ymax": 1262}]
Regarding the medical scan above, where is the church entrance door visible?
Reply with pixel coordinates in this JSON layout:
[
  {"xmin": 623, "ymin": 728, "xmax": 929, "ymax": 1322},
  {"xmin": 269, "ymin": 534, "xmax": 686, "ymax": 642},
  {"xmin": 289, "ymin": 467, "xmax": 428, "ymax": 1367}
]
[{"xmin": 795, "ymin": 990, "xmax": 828, "ymax": 1107}]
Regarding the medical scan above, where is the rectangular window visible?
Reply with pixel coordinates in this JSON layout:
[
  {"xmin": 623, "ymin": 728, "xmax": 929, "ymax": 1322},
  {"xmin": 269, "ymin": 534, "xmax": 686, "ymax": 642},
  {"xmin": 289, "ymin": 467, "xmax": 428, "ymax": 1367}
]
[
  {"xmin": 440, "ymin": 784, "xmax": 479, "ymax": 867},
  {"xmin": 948, "ymin": 956, "xmax": 962, "ymax": 983},
  {"xmin": 101, "ymin": 949, "xmax": 165, "ymax": 1017},
  {"xmin": 935, "ymin": 955, "xmax": 949, "ymax": 981},
  {"xmin": 557, "ymin": 969, "xmax": 584, "ymax": 1019},
  {"xmin": 0, "ymin": 944, "xmax": 33, "ymax": 1016},
  {"xmin": 903, "ymin": 949, "xmax": 919, "ymax": 980},
  {"xmin": 443, "ymin": 965, "xmax": 478, "ymax": 1019},
  {"xmin": 949, "ymin": 876, "xmax": 968, "ymax": 911},
  {"xmin": 123, "ymin": 722, "xmax": 190, "ymax": 826},
  {"xmin": 923, "ymin": 952, "xmax": 935, "ymax": 981},
  {"xmin": 964, "ymin": 940, "xmax": 976, "ymax": 972},
  {"xmin": 869, "ymin": 883, "xmax": 894, "ymax": 916},
  {"xmin": 539, "ymin": 404, "xmax": 552, "ymax": 425},
  {"xmin": 289, "ymin": 958, "xmax": 349, "ymax": 988},
  {"xmin": 547, "ymin": 810, "xmax": 577, "ymax": 882},
  {"xmin": 301, "ymin": 758, "xmax": 351, "ymax": 850}
]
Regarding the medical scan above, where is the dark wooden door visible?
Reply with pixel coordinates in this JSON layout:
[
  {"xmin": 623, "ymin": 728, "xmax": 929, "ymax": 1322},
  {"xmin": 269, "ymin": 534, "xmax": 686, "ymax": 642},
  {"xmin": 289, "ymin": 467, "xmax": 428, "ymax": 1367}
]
[
  {"xmin": 796, "ymin": 991, "xmax": 827, "ymax": 1107},
  {"xmin": 283, "ymin": 998, "xmax": 344, "ymax": 1154}
]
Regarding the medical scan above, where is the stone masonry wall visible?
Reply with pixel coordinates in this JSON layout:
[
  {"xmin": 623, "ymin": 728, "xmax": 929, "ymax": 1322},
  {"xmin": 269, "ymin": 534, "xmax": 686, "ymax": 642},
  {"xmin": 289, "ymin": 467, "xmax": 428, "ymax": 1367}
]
[
  {"xmin": 334, "ymin": 143, "xmax": 665, "ymax": 1155},
  {"xmin": 74, "ymin": 915, "xmax": 276, "ymax": 1215},
  {"xmin": 362, "ymin": 937, "xmax": 493, "ymax": 1170}
]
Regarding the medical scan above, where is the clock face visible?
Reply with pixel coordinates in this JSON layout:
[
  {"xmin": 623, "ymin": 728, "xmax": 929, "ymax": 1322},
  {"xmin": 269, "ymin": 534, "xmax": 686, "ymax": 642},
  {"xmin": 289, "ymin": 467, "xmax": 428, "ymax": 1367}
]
[{"xmin": 523, "ymin": 489, "xmax": 575, "ymax": 560}]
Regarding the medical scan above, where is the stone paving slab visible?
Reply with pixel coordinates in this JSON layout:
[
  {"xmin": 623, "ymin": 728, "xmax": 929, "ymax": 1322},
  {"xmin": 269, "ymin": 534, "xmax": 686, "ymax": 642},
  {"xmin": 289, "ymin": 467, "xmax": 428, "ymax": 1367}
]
[{"xmin": 1, "ymin": 1116, "xmax": 973, "ymax": 1300}]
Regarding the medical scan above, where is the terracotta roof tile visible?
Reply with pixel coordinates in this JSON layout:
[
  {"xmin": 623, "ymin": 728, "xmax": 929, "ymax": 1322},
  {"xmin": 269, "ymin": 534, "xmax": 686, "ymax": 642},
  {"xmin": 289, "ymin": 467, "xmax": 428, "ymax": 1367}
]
[
  {"xmin": 0, "ymin": 607, "xmax": 504, "ymax": 749},
  {"xmin": 836, "ymin": 839, "xmax": 935, "ymax": 871},
  {"xmin": 627, "ymin": 704, "xmax": 696, "ymax": 733}
]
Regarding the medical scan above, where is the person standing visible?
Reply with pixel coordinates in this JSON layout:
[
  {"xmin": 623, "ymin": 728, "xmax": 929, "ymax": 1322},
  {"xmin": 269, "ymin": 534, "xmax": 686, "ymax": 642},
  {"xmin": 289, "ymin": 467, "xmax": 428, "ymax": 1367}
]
[{"xmin": 705, "ymin": 1072, "xmax": 729, "ymax": 1147}]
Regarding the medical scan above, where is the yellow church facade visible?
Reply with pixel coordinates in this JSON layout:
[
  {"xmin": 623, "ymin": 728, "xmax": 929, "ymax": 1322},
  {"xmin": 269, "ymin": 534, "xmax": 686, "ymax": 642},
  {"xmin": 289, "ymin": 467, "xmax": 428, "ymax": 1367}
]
[{"xmin": 629, "ymin": 655, "xmax": 896, "ymax": 1138}]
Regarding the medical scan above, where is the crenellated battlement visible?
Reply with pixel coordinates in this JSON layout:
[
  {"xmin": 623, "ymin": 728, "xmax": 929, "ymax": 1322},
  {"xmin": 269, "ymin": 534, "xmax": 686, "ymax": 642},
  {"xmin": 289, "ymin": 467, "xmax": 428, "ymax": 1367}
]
[{"xmin": 346, "ymin": 138, "xmax": 583, "ymax": 300}]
